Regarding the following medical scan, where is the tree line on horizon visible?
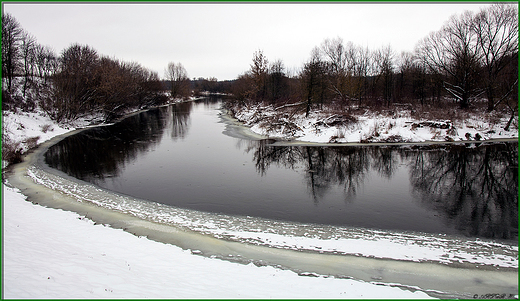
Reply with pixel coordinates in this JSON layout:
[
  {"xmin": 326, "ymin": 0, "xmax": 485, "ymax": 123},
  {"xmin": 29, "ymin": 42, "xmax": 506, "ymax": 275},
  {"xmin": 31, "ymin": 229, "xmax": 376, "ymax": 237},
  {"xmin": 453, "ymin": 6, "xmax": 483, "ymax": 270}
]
[
  {"xmin": 2, "ymin": 3, "xmax": 518, "ymax": 125},
  {"xmin": 228, "ymin": 3, "xmax": 518, "ymax": 123}
]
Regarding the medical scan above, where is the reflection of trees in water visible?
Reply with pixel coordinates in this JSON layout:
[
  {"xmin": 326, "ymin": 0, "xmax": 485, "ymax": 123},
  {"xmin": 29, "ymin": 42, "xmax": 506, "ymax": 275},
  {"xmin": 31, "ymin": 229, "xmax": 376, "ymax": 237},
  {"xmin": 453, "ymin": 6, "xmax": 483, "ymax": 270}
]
[
  {"xmin": 409, "ymin": 143, "xmax": 518, "ymax": 240},
  {"xmin": 249, "ymin": 143, "xmax": 372, "ymax": 202},
  {"xmin": 304, "ymin": 147, "xmax": 330, "ymax": 201},
  {"xmin": 199, "ymin": 96, "xmax": 221, "ymax": 109},
  {"xmin": 45, "ymin": 99, "xmax": 220, "ymax": 185},
  {"xmin": 45, "ymin": 106, "xmax": 173, "ymax": 184},
  {"xmin": 248, "ymin": 142, "xmax": 517, "ymax": 239},
  {"xmin": 169, "ymin": 97, "xmax": 219, "ymax": 140},
  {"xmin": 45, "ymin": 100, "xmax": 217, "ymax": 184},
  {"xmin": 248, "ymin": 140, "xmax": 301, "ymax": 175},
  {"xmin": 318, "ymin": 147, "xmax": 371, "ymax": 201},
  {"xmin": 369, "ymin": 147, "xmax": 400, "ymax": 179},
  {"xmin": 169, "ymin": 101, "xmax": 192, "ymax": 140}
]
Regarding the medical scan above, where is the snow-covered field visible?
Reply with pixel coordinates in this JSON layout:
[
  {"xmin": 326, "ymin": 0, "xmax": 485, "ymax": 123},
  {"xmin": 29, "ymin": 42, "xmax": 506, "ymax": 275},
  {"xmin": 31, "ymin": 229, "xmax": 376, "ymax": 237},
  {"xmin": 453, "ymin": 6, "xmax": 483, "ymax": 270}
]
[
  {"xmin": 230, "ymin": 103, "xmax": 518, "ymax": 144},
  {"xmin": 2, "ymin": 102, "xmax": 518, "ymax": 298}
]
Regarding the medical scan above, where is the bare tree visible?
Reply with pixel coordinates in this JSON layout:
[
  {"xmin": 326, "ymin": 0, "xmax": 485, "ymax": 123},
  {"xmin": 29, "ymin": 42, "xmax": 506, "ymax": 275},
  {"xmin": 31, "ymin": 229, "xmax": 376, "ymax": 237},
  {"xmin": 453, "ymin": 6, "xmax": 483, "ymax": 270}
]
[
  {"xmin": 352, "ymin": 45, "xmax": 372, "ymax": 106},
  {"xmin": 268, "ymin": 59, "xmax": 286, "ymax": 103},
  {"xmin": 250, "ymin": 50, "xmax": 269, "ymax": 100},
  {"xmin": 27, "ymin": 44, "xmax": 56, "ymax": 112},
  {"xmin": 375, "ymin": 45, "xmax": 395, "ymax": 106},
  {"xmin": 230, "ymin": 72, "xmax": 255, "ymax": 104},
  {"xmin": 165, "ymin": 61, "xmax": 190, "ymax": 99},
  {"xmin": 2, "ymin": 13, "xmax": 23, "ymax": 93},
  {"xmin": 20, "ymin": 31, "xmax": 37, "ymax": 100},
  {"xmin": 320, "ymin": 37, "xmax": 350, "ymax": 103},
  {"xmin": 396, "ymin": 51, "xmax": 429, "ymax": 105},
  {"xmin": 132, "ymin": 65, "xmax": 165, "ymax": 108},
  {"xmin": 300, "ymin": 47, "xmax": 328, "ymax": 117},
  {"xmin": 473, "ymin": 3, "xmax": 518, "ymax": 111},
  {"xmin": 49, "ymin": 44, "xmax": 99, "ymax": 121},
  {"xmin": 34, "ymin": 44, "xmax": 58, "ymax": 82},
  {"xmin": 416, "ymin": 11, "xmax": 481, "ymax": 109},
  {"xmin": 95, "ymin": 57, "xmax": 132, "ymax": 118}
]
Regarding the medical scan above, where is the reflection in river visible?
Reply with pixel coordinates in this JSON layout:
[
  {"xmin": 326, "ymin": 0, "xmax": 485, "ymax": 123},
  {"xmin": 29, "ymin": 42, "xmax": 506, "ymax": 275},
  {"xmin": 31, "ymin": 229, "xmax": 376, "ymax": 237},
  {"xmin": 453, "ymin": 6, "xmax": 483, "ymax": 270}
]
[
  {"xmin": 409, "ymin": 143, "xmax": 518, "ymax": 240},
  {"xmin": 250, "ymin": 141, "xmax": 518, "ymax": 240},
  {"xmin": 44, "ymin": 99, "xmax": 518, "ymax": 241},
  {"xmin": 45, "ymin": 101, "xmax": 193, "ymax": 181}
]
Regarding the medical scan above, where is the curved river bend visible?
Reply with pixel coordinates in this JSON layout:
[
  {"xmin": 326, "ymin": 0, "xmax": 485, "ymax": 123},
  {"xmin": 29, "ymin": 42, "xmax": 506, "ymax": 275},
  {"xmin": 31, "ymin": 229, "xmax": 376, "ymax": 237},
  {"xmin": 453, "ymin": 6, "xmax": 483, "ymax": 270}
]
[{"xmin": 8, "ymin": 98, "xmax": 518, "ymax": 298}]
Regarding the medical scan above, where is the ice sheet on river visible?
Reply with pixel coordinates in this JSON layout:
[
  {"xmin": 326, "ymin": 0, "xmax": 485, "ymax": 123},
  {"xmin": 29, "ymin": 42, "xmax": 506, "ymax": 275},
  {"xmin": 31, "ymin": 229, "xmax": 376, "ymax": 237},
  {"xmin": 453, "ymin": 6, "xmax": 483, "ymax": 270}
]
[{"xmin": 26, "ymin": 165, "xmax": 518, "ymax": 270}]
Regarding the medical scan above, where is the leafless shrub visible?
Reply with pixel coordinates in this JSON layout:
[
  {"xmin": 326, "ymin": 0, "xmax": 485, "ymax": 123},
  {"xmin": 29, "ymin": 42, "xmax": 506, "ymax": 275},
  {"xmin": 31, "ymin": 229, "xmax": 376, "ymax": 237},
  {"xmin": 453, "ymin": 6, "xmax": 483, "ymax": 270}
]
[
  {"xmin": 446, "ymin": 126, "xmax": 458, "ymax": 136},
  {"xmin": 1, "ymin": 137, "xmax": 23, "ymax": 165},
  {"xmin": 24, "ymin": 136, "xmax": 40, "ymax": 149},
  {"xmin": 382, "ymin": 135, "xmax": 405, "ymax": 143},
  {"xmin": 40, "ymin": 123, "xmax": 52, "ymax": 133},
  {"xmin": 315, "ymin": 113, "xmax": 357, "ymax": 127},
  {"xmin": 259, "ymin": 114, "xmax": 302, "ymax": 137}
]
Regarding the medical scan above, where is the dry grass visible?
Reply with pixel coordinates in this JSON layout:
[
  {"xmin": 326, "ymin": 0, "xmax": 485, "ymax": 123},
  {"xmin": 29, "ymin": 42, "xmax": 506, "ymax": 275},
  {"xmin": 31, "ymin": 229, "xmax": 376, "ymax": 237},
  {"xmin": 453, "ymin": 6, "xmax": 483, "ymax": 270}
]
[{"xmin": 40, "ymin": 123, "xmax": 53, "ymax": 133}]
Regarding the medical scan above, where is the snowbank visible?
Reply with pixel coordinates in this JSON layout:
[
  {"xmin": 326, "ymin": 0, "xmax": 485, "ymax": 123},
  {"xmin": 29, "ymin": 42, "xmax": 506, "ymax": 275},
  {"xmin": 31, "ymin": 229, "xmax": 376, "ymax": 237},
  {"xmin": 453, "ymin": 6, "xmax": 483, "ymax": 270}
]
[{"xmin": 1, "ymin": 110, "xmax": 99, "ymax": 169}]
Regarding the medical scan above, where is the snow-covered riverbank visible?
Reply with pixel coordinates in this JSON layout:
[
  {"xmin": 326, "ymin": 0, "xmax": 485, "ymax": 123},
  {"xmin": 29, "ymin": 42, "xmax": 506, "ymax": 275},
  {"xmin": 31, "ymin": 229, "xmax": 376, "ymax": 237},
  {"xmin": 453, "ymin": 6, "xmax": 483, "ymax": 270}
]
[{"xmin": 229, "ymin": 103, "xmax": 518, "ymax": 144}]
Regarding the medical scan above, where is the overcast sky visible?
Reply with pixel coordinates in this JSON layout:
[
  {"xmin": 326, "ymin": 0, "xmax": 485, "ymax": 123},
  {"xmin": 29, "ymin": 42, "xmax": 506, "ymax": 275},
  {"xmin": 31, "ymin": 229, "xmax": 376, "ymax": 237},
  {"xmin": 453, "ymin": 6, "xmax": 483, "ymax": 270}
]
[{"xmin": 4, "ymin": 2, "xmax": 493, "ymax": 81}]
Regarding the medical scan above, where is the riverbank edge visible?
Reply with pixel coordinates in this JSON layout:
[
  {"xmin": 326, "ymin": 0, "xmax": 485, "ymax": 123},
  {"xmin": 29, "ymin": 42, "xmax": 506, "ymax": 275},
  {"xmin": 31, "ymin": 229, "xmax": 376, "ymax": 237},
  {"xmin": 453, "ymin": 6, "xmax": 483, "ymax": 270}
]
[{"xmin": 221, "ymin": 107, "xmax": 519, "ymax": 147}]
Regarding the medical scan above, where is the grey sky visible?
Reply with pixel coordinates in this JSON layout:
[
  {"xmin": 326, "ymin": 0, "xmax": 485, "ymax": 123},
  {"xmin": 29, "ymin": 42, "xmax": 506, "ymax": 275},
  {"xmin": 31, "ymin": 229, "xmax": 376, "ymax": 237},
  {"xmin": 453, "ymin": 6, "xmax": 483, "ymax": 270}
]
[{"xmin": 3, "ymin": 2, "xmax": 492, "ymax": 81}]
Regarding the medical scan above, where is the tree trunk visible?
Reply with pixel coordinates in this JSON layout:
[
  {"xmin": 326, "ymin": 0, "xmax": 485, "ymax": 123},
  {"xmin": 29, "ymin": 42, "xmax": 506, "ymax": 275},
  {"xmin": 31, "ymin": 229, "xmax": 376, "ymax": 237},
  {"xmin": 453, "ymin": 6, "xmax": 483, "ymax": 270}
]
[
  {"xmin": 504, "ymin": 107, "xmax": 517, "ymax": 131},
  {"xmin": 486, "ymin": 85, "xmax": 495, "ymax": 112}
]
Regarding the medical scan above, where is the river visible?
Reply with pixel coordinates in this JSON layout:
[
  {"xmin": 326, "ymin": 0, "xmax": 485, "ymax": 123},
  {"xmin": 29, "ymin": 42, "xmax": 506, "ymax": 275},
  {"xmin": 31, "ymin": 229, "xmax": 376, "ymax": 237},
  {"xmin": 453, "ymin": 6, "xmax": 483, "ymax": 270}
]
[{"xmin": 43, "ymin": 98, "xmax": 518, "ymax": 241}]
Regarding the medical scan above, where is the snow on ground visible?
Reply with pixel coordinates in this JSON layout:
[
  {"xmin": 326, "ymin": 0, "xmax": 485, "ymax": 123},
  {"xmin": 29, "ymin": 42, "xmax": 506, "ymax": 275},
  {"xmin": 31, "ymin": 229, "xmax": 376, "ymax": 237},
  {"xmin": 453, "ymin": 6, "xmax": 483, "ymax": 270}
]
[
  {"xmin": 2, "ymin": 110, "xmax": 75, "ymax": 148},
  {"xmin": 2, "ymin": 106, "xmax": 434, "ymax": 298},
  {"xmin": 231, "ymin": 104, "xmax": 518, "ymax": 143},
  {"xmin": 1, "ymin": 110, "xmax": 98, "ymax": 169},
  {"xmin": 2, "ymin": 184, "xmax": 432, "ymax": 298}
]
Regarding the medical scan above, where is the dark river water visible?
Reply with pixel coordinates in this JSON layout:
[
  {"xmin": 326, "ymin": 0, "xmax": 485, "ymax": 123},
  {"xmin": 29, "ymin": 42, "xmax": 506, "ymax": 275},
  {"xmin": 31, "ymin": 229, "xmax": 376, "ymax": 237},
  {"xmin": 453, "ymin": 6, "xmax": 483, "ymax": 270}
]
[{"xmin": 44, "ymin": 98, "xmax": 518, "ymax": 242}]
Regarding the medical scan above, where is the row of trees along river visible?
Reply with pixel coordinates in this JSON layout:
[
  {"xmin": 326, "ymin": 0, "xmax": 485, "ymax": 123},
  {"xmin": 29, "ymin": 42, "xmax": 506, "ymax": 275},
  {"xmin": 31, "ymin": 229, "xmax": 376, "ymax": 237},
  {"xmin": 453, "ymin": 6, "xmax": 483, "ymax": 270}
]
[
  {"xmin": 229, "ymin": 3, "xmax": 517, "ymax": 125},
  {"xmin": 2, "ymin": 3, "xmax": 518, "ymax": 127}
]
